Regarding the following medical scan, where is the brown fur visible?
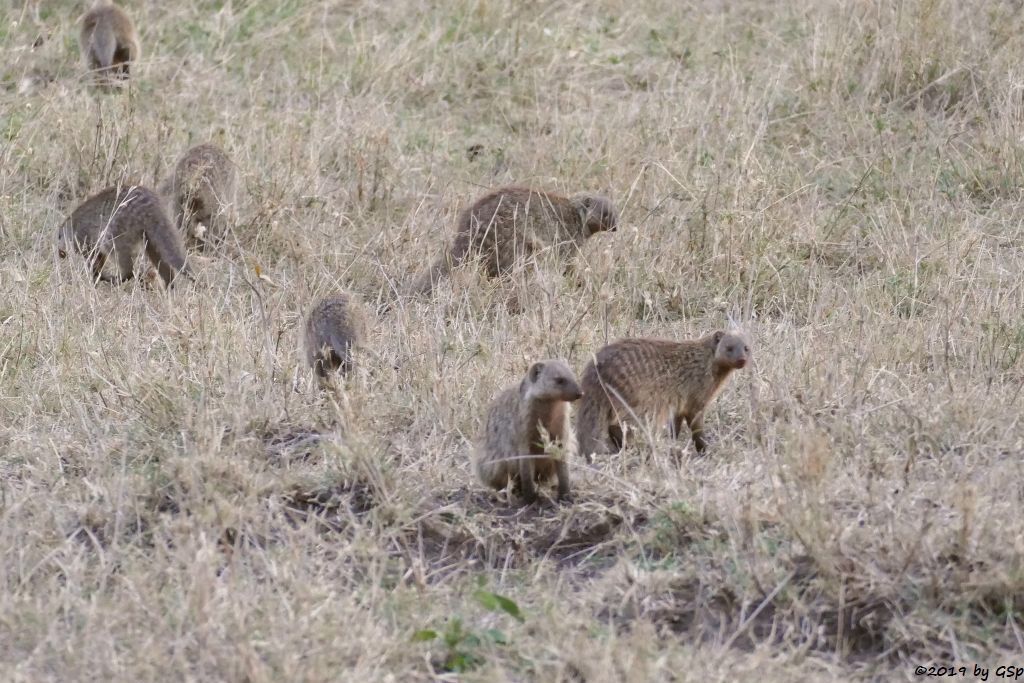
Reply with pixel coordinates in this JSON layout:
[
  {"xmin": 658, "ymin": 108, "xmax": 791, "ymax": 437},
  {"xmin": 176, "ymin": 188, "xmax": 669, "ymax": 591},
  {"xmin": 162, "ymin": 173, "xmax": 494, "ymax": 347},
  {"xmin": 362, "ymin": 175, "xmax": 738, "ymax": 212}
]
[
  {"xmin": 78, "ymin": 2, "xmax": 139, "ymax": 87},
  {"xmin": 304, "ymin": 293, "xmax": 369, "ymax": 378},
  {"xmin": 159, "ymin": 143, "xmax": 238, "ymax": 250},
  {"xmin": 475, "ymin": 359, "xmax": 584, "ymax": 503},
  {"xmin": 412, "ymin": 186, "xmax": 617, "ymax": 295},
  {"xmin": 57, "ymin": 184, "xmax": 189, "ymax": 287},
  {"xmin": 576, "ymin": 330, "xmax": 750, "ymax": 459}
]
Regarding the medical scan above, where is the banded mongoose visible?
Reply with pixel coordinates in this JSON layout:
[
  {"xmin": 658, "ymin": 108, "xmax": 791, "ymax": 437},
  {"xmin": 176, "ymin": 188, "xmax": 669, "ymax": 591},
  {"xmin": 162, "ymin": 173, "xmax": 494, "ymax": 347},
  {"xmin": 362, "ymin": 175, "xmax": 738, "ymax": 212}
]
[
  {"xmin": 160, "ymin": 143, "xmax": 238, "ymax": 249},
  {"xmin": 576, "ymin": 331, "xmax": 750, "ymax": 459},
  {"xmin": 78, "ymin": 2, "xmax": 139, "ymax": 86},
  {"xmin": 475, "ymin": 359, "xmax": 584, "ymax": 504},
  {"xmin": 57, "ymin": 185, "xmax": 190, "ymax": 287},
  {"xmin": 304, "ymin": 293, "xmax": 369, "ymax": 378},
  {"xmin": 412, "ymin": 186, "xmax": 618, "ymax": 295}
]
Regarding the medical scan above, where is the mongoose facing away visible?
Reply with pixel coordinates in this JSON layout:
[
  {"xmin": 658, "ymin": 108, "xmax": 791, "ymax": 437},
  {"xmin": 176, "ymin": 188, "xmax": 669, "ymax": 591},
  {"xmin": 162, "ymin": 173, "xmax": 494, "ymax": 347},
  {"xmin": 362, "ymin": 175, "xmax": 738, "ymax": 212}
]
[
  {"xmin": 57, "ymin": 184, "xmax": 190, "ymax": 287},
  {"xmin": 160, "ymin": 143, "xmax": 238, "ymax": 249},
  {"xmin": 78, "ymin": 2, "xmax": 139, "ymax": 86},
  {"xmin": 412, "ymin": 186, "xmax": 618, "ymax": 295},
  {"xmin": 304, "ymin": 293, "xmax": 369, "ymax": 378},
  {"xmin": 576, "ymin": 330, "xmax": 750, "ymax": 459},
  {"xmin": 475, "ymin": 359, "xmax": 584, "ymax": 504}
]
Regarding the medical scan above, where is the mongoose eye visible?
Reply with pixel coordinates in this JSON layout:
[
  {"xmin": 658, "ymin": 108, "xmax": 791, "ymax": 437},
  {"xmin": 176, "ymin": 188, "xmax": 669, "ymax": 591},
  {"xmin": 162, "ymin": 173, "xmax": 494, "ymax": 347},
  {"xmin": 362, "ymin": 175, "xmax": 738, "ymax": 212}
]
[
  {"xmin": 727, "ymin": 346, "xmax": 734, "ymax": 353},
  {"xmin": 555, "ymin": 377, "xmax": 566, "ymax": 385},
  {"xmin": 744, "ymin": 345, "xmax": 750, "ymax": 352}
]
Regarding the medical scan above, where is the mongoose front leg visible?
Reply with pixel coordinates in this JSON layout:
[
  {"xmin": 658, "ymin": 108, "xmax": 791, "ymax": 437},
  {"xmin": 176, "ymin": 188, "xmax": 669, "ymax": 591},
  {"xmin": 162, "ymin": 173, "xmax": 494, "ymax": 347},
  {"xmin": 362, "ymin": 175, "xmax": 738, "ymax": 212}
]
[
  {"xmin": 88, "ymin": 252, "xmax": 110, "ymax": 283},
  {"xmin": 688, "ymin": 413, "xmax": 707, "ymax": 453},
  {"xmin": 554, "ymin": 456, "xmax": 571, "ymax": 501},
  {"xmin": 517, "ymin": 447, "xmax": 538, "ymax": 504},
  {"xmin": 114, "ymin": 245, "xmax": 137, "ymax": 284}
]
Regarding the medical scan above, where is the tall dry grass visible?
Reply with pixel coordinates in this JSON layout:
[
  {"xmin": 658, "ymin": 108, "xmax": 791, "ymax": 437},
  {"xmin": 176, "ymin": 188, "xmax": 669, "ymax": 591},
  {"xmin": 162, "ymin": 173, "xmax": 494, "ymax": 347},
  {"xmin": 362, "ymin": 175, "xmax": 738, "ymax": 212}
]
[{"xmin": 2, "ymin": 0, "xmax": 1023, "ymax": 680}]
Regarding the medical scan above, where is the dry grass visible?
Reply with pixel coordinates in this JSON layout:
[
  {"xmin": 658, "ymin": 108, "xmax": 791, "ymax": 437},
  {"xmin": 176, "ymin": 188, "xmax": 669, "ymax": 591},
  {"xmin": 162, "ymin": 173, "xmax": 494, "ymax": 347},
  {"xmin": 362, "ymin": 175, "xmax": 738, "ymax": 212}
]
[{"xmin": 3, "ymin": 0, "xmax": 1024, "ymax": 680}]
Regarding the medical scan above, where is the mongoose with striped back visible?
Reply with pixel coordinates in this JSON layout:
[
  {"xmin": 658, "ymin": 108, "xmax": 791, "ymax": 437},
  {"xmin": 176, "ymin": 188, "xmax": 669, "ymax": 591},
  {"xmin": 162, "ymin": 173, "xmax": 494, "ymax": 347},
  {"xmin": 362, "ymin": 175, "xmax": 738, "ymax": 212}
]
[
  {"xmin": 412, "ymin": 186, "xmax": 618, "ymax": 295},
  {"xmin": 475, "ymin": 359, "xmax": 584, "ymax": 504},
  {"xmin": 57, "ymin": 184, "xmax": 190, "ymax": 287},
  {"xmin": 576, "ymin": 330, "xmax": 750, "ymax": 460},
  {"xmin": 160, "ymin": 143, "xmax": 238, "ymax": 249},
  {"xmin": 78, "ymin": 1, "xmax": 139, "ymax": 86},
  {"xmin": 304, "ymin": 293, "xmax": 369, "ymax": 378}
]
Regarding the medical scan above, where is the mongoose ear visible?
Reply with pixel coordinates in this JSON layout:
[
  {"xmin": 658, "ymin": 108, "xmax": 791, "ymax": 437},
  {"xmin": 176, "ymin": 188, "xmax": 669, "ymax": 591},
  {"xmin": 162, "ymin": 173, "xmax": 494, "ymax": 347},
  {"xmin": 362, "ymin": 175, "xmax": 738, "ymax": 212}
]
[
  {"xmin": 712, "ymin": 331, "xmax": 725, "ymax": 346},
  {"xmin": 528, "ymin": 361, "xmax": 545, "ymax": 383}
]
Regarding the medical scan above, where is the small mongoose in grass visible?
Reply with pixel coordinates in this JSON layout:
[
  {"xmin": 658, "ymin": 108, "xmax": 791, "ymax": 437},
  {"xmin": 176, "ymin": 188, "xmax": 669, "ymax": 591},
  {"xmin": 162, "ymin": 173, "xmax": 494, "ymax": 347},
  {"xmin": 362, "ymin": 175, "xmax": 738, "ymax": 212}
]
[
  {"xmin": 304, "ymin": 293, "xmax": 369, "ymax": 378},
  {"xmin": 78, "ymin": 2, "xmax": 139, "ymax": 86},
  {"xmin": 475, "ymin": 359, "xmax": 584, "ymax": 504},
  {"xmin": 412, "ymin": 186, "xmax": 618, "ymax": 295},
  {"xmin": 58, "ymin": 185, "xmax": 190, "ymax": 287},
  {"xmin": 576, "ymin": 330, "xmax": 750, "ymax": 460},
  {"xmin": 160, "ymin": 143, "xmax": 238, "ymax": 249}
]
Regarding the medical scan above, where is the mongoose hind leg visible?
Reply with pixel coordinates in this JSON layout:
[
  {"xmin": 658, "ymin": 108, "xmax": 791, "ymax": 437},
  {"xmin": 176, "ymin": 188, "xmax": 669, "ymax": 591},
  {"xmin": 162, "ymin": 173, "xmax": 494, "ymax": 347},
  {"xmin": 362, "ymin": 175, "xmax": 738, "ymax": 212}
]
[
  {"xmin": 607, "ymin": 423, "xmax": 624, "ymax": 451},
  {"xmin": 113, "ymin": 46, "xmax": 131, "ymax": 77}
]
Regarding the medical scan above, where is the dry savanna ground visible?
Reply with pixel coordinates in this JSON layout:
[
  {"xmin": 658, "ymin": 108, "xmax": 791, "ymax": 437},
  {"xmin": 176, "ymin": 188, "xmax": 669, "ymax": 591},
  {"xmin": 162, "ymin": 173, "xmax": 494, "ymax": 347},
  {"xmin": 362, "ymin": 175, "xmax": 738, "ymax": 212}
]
[{"xmin": 2, "ymin": 0, "xmax": 1024, "ymax": 681}]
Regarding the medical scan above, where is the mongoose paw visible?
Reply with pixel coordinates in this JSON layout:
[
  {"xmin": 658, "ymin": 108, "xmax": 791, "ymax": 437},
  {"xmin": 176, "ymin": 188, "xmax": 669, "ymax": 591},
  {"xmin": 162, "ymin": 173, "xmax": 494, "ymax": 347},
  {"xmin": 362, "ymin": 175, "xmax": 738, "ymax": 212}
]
[{"xmin": 668, "ymin": 445, "xmax": 687, "ymax": 461}]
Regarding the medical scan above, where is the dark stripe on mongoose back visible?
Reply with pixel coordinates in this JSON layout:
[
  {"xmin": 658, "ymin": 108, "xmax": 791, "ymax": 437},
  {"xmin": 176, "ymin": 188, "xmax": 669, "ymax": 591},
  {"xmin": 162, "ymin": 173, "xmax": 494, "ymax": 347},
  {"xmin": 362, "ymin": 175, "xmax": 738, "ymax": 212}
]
[
  {"xmin": 59, "ymin": 185, "xmax": 189, "ymax": 287},
  {"xmin": 577, "ymin": 331, "xmax": 750, "ymax": 458},
  {"xmin": 411, "ymin": 186, "xmax": 617, "ymax": 296}
]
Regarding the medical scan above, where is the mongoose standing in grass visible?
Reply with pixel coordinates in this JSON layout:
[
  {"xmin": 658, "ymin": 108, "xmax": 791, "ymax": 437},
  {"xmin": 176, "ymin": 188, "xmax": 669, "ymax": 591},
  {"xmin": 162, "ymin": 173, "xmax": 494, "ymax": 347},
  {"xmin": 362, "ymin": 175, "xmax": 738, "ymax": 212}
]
[
  {"xmin": 58, "ymin": 185, "xmax": 190, "ymax": 287},
  {"xmin": 160, "ymin": 143, "xmax": 238, "ymax": 249},
  {"xmin": 576, "ymin": 330, "xmax": 750, "ymax": 459},
  {"xmin": 304, "ymin": 293, "xmax": 369, "ymax": 378},
  {"xmin": 78, "ymin": 2, "xmax": 139, "ymax": 86},
  {"xmin": 475, "ymin": 359, "xmax": 584, "ymax": 504},
  {"xmin": 412, "ymin": 187, "xmax": 618, "ymax": 295}
]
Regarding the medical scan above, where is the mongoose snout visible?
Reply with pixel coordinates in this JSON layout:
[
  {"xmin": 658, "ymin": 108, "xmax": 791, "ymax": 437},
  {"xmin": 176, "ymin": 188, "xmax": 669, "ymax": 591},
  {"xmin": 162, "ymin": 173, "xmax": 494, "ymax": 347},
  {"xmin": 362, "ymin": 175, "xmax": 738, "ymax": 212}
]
[
  {"xmin": 715, "ymin": 337, "xmax": 751, "ymax": 370},
  {"xmin": 549, "ymin": 373, "xmax": 583, "ymax": 401}
]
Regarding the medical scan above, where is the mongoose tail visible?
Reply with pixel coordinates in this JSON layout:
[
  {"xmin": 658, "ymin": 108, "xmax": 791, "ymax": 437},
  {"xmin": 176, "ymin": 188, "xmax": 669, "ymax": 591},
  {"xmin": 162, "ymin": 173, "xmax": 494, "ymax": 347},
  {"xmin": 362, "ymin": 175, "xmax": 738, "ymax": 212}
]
[
  {"xmin": 89, "ymin": 24, "xmax": 116, "ymax": 69},
  {"xmin": 142, "ymin": 204, "xmax": 190, "ymax": 286}
]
